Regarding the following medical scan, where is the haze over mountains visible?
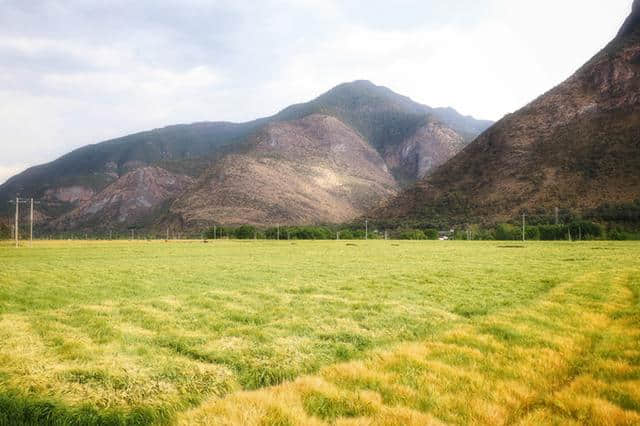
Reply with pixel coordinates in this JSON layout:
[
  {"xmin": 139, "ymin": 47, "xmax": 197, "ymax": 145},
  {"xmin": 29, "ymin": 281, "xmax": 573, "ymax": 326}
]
[
  {"xmin": 0, "ymin": 81, "xmax": 491, "ymax": 231},
  {"xmin": 375, "ymin": 0, "xmax": 640, "ymax": 226}
]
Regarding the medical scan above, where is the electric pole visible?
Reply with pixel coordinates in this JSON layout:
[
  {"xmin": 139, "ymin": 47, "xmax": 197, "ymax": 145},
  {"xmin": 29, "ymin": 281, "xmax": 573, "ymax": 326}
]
[
  {"xmin": 522, "ymin": 213, "xmax": 526, "ymax": 242},
  {"xmin": 14, "ymin": 197, "xmax": 18, "ymax": 248},
  {"xmin": 10, "ymin": 197, "xmax": 32, "ymax": 248},
  {"xmin": 30, "ymin": 198, "xmax": 34, "ymax": 247}
]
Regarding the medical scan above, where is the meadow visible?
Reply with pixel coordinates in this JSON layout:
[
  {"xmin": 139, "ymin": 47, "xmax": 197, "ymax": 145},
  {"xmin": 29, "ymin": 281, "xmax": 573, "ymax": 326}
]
[{"xmin": 0, "ymin": 240, "xmax": 638, "ymax": 425}]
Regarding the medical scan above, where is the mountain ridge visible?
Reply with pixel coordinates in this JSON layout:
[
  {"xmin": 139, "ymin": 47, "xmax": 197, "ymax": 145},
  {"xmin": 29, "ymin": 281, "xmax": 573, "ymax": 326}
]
[{"xmin": 0, "ymin": 81, "xmax": 492, "ymax": 231}]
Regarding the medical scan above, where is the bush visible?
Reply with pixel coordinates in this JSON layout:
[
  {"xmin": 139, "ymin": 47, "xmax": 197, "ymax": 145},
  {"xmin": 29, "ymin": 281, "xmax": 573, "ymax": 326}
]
[
  {"xmin": 424, "ymin": 229, "xmax": 439, "ymax": 240},
  {"xmin": 538, "ymin": 225, "xmax": 567, "ymax": 240},
  {"xmin": 397, "ymin": 229, "xmax": 427, "ymax": 240},
  {"xmin": 0, "ymin": 224, "xmax": 9, "ymax": 240},
  {"xmin": 495, "ymin": 224, "xmax": 520, "ymax": 240},
  {"xmin": 233, "ymin": 225, "xmax": 258, "ymax": 239},
  {"xmin": 607, "ymin": 227, "xmax": 628, "ymax": 240},
  {"xmin": 337, "ymin": 229, "xmax": 366, "ymax": 240},
  {"xmin": 568, "ymin": 221, "xmax": 604, "ymax": 240}
]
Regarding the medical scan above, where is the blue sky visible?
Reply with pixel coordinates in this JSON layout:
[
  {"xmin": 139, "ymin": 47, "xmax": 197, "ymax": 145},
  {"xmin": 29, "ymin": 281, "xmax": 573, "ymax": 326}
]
[{"xmin": 0, "ymin": 0, "xmax": 632, "ymax": 183}]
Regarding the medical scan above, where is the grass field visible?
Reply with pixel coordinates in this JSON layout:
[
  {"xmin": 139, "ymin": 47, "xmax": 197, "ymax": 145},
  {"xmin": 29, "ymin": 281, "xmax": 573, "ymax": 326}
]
[{"xmin": 0, "ymin": 240, "xmax": 639, "ymax": 425}]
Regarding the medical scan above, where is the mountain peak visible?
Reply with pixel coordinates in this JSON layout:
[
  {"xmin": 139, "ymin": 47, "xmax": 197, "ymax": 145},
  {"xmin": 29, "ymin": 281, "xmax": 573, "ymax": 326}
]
[{"xmin": 617, "ymin": 0, "xmax": 640, "ymax": 38}]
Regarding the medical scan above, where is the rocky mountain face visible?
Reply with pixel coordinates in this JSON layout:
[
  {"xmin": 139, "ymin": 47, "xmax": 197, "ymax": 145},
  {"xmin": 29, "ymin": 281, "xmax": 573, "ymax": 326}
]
[
  {"xmin": 0, "ymin": 81, "xmax": 490, "ymax": 231},
  {"xmin": 55, "ymin": 167, "xmax": 194, "ymax": 230},
  {"xmin": 171, "ymin": 114, "xmax": 398, "ymax": 227},
  {"xmin": 375, "ymin": 2, "xmax": 640, "ymax": 226}
]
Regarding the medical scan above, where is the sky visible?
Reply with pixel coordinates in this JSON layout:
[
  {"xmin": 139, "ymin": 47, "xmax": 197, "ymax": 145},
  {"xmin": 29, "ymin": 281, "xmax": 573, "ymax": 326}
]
[{"xmin": 0, "ymin": 0, "xmax": 633, "ymax": 184}]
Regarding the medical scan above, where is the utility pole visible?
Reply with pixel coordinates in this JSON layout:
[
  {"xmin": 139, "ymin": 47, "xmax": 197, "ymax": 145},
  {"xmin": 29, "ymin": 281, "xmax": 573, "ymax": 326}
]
[
  {"xmin": 277, "ymin": 224, "xmax": 280, "ymax": 241},
  {"xmin": 522, "ymin": 213, "xmax": 526, "ymax": 242},
  {"xmin": 214, "ymin": 225, "xmax": 216, "ymax": 240},
  {"xmin": 365, "ymin": 219, "xmax": 368, "ymax": 240},
  {"xmin": 30, "ymin": 198, "xmax": 34, "ymax": 247},
  {"xmin": 14, "ymin": 197, "xmax": 19, "ymax": 248}
]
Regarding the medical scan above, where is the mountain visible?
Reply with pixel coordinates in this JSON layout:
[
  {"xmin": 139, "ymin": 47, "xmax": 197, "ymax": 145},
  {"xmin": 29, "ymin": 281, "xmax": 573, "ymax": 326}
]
[
  {"xmin": 0, "ymin": 81, "xmax": 491, "ymax": 231},
  {"xmin": 375, "ymin": 2, "xmax": 640, "ymax": 227},
  {"xmin": 169, "ymin": 114, "xmax": 399, "ymax": 227}
]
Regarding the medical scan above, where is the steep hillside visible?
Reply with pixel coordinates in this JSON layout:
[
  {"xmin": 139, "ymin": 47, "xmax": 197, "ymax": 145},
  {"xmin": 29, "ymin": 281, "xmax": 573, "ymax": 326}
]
[
  {"xmin": 0, "ymin": 121, "xmax": 264, "ymax": 217},
  {"xmin": 0, "ymin": 81, "xmax": 491, "ymax": 231},
  {"xmin": 54, "ymin": 167, "xmax": 194, "ymax": 230},
  {"xmin": 169, "ymin": 114, "xmax": 398, "ymax": 227},
  {"xmin": 376, "ymin": 1, "xmax": 640, "ymax": 226}
]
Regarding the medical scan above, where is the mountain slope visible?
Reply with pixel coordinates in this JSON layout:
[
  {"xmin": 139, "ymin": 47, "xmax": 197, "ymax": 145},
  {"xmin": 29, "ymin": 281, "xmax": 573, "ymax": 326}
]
[
  {"xmin": 169, "ymin": 114, "xmax": 399, "ymax": 227},
  {"xmin": 54, "ymin": 167, "xmax": 194, "ymax": 230},
  {"xmin": 0, "ymin": 81, "xmax": 491, "ymax": 231},
  {"xmin": 375, "ymin": 2, "xmax": 640, "ymax": 226}
]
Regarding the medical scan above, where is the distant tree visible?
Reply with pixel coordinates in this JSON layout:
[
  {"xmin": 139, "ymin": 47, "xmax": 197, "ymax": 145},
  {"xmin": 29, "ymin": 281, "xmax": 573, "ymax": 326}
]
[
  {"xmin": 0, "ymin": 223, "xmax": 9, "ymax": 240},
  {"xmin": 233, "ymin": 225, "xmax": 257, "ymax": 239},
  {"xmin": 423, "ymin": 229, "xmax": 439, "ymax": 240},
  {"xmin": 495, "ymin": 224, "xmax": 519, "ymax": 241},
  {"xmin": 397, "ymin": 229, "xmax": 427, "ymax": 240}
]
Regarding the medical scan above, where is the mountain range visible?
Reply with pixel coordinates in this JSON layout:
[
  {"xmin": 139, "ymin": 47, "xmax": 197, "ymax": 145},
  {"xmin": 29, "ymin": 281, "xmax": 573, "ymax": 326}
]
[
  {"xmin": 0, "ymin": 81, "xmax": 491, "ymax": 231},
  {"xmin": 3, "ymin": 1, "xmax": 639, "ymax": 234}
]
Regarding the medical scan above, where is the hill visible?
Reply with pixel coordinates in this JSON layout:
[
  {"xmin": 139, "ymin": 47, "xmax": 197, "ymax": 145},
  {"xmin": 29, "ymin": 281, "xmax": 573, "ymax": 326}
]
[
  {"xmin": 0, "ymin": 81, "xmax": 491, "ymax": 231},
  {"xmin": 375, "ymin": 1, "xmax": 640, "ymax": 227}
]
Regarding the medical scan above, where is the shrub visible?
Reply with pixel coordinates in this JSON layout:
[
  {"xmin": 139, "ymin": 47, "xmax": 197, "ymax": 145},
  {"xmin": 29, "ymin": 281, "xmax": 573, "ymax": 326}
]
[
  {"xmin": 397, "ymin": 229, "xmax": 427, "ymax": 240},
  {"xmin": 539, "ymin": 225, "xmax": 567, "ymax": 240},
  {"xmin": 0, "ymin": 223, "xmax": 9, "ymax": 240},
  {"xmin": 607, "ymin": 227, "xmax": 628, "ymax": 240},
  {"xmin": 495, "ymin": 224, "xmax": 519, "ymax": 240},
  {"xmin": 525, "ymin": 226, "xmax": 540, "ymax": 240},
  {"xmin": 568, "ymin": 221, "xmax": 604, "ymax": 240},
  {"xmin": 233, "ymin": 225, "xmax": 258, "ymax": 239},
  {"xmin": 424, "ymin": 229, "xmax": 439, "ymax": 240}
]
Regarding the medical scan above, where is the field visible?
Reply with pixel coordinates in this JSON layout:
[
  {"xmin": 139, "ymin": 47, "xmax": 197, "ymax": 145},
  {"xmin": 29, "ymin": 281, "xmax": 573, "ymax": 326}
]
[{"xmin": 0, "ymin": 240, "xmax": 639, "ymax": 425}]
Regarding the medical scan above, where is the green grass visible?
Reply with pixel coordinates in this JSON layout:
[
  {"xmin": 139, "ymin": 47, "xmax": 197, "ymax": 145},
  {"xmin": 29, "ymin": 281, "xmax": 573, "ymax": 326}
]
[{"xmin": 0, "ymin": 240, "xmax": 639, "ymax": 425}]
